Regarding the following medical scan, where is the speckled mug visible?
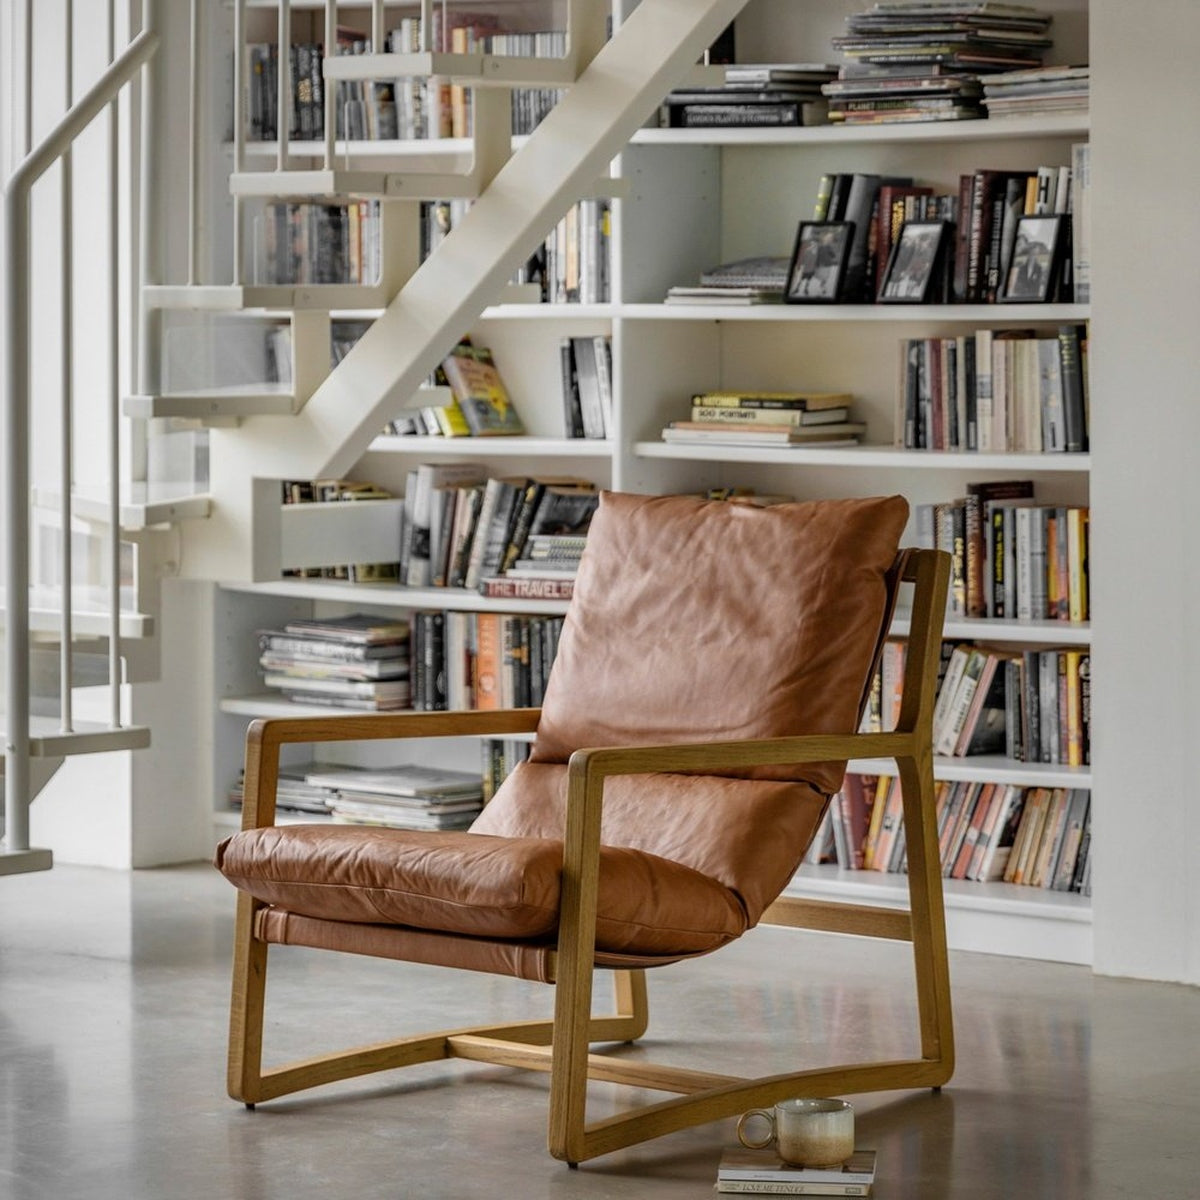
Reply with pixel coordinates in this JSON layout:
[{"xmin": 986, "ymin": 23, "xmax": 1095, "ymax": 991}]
[{"xmin": 736, "ymin": 1098, "xmax": 855, "ymax": 1168}]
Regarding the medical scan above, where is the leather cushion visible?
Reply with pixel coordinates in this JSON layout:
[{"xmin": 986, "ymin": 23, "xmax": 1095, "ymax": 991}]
[
  {"xmin": 472, "ymin": 761, "xmax": 828, "ymax": 928},
  {"xmin": 531, "ymin": 491, "xmax": 908, "ymax": 796},
  {"xmin": 215, "ymin": 825, "xmax": 748, "ymax": 956}
]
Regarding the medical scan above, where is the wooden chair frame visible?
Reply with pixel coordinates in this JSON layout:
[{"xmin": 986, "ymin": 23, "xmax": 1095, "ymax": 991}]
[{"xmin": 226, "ymin": 548, "xmax": 953, "ymax": 1165}]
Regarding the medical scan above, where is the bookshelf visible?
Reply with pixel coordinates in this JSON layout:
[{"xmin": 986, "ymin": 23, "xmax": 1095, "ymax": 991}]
[{"xmin": 201, "ymin": 0, "xmax": 1095, "ymax": 964}]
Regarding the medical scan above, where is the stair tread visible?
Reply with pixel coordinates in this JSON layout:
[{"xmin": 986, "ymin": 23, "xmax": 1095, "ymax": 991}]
[
  {"xmin": 34, "ymin": 483, "xmax": 211, "ymax": 529},
  {"xmin": 0, "ymin": 719, "xmax": 151, "ymax": 756}
]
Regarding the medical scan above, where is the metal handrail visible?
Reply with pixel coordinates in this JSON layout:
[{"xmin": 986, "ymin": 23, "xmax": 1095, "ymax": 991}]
[{"xmin": 3, "ymin": 23, "xmax": 160, "ymax": 859}]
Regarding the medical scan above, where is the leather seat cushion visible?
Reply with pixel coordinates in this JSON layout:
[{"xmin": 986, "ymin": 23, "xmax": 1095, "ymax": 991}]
[{"xmin": 214, "ymin": 825, "xmax": 748, "ymax": 956}]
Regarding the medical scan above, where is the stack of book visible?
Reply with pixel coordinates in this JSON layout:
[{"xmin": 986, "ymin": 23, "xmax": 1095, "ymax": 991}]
[
  {"xmin": 665, "ymin": 256, "xmax": 791, "ymax": 306},
  {"xmin": 716, "ymin": 1147, "xmax": 877, "ymax": 1196},
  {"xmin": 662, "ymin": 390, "xmax": 866, "ymax": 448},
  {"xmin": 824, "ymin": 2, "xmax": 1056, "ymax": 125},
  {"xmin": 659, "ymin": 62, "xmax": 837, "ymax": 128},
  {"xmin": 319, "ymin": 763, "xmax": 486, "ymax": 831},
  {"xmin": 981, "ymin": 63, "xmax": 1089, "ymax": 118},
  {"xmin": 257, "ymin": 612, "xmax": 411, "ymax": 711}
]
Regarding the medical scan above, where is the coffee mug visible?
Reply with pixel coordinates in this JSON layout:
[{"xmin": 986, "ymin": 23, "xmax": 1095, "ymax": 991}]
[{"xmin": 736, "ymin": 1098, "xmax": 855, "ymax": 1168}]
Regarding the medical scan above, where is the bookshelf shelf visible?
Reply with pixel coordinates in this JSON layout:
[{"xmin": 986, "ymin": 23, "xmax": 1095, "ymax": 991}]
[
  {"xmin": 783, "ymin": 864, "xmax": 1091, "ymax": 965},
  {"xmin": 633, "ymin": 112, "xmax": 1090, "ymax": 149},
  {"xmin": 620, "ymin": 303, "xmax": 1090, "ymax": 323},
  {"xmin": 219, "ymin": 576, "xmax": 572, "ymax": 617},
  {"xmin": 892, "ymin": 613, "xmax": 1091, "ymax": 646},
  {"xmin": 847, "ymin": 756, "xmax": 1091, "ymax": 790},
  {"xmin": 366, "ymin": 435, "xmax": 613, "ymax": 457},
  {"xmin": 634, "ymin": 442, "xmax": 1090, "ymax": 470}
]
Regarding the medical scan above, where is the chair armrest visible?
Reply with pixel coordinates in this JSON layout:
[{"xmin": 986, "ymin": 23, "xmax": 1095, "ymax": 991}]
[
  {"xmin": 566, "ymin": 728, "xmax": 922, "ymax": 783},
  {"xmin": 239, "ymin": 708, "xmax": 542, "ymax": 830}
]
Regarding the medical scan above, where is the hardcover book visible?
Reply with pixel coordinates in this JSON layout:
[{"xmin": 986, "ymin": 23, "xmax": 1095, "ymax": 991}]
[{"xmin": 440, "ymin": 342, "xmax": 525, "ymax": 436}]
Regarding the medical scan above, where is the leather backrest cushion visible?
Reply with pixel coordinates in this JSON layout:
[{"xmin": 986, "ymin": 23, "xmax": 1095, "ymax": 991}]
[{"xmin": 530, "ymin": 491, "xmax": 908, "ymax": 795}]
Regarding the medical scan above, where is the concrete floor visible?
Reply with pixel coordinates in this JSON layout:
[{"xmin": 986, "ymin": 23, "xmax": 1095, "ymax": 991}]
[{"xmin": 1, "ymin": 862, "xmax": 1196, "ymax": 1200}]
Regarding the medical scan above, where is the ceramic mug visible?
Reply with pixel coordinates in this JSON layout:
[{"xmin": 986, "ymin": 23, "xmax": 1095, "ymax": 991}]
[{"xmin": 736, "ymin": 1098, "xmax": 855, "ymax": 1168}]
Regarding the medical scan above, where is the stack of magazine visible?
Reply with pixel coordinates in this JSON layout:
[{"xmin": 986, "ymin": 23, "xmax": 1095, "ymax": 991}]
[
  {"xmin": 823, "ymin": 2, "xmax": 1056, "ymax": 125},
  {"xmin": 716, "ymin": 1148, "xmax": 877, "ymax": 1196},
  {"xmin": 257, "ymin": 612, "xmax": 412, "ymax": 711},
  {"xmin": 981, "ymin": 63, "xmax": 1089, "ymax": 118},
  {"xmin": 321, "ymin": 763, "xmax": 485, "ymax": 831},
  {"xmin": 665, "ymin": 256, "xmax": 790, "ymax": 306}
]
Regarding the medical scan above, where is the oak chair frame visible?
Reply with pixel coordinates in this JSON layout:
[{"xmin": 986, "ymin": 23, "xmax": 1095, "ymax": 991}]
[{"xmin": 226, "ymin": 548, "xmax": 953, "ymax": 1165}]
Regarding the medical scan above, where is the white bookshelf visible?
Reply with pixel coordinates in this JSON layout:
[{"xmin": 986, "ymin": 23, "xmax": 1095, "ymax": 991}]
[{"xmin": 200, "ymin": 0, "xmax": 1096, "ymax": 964}]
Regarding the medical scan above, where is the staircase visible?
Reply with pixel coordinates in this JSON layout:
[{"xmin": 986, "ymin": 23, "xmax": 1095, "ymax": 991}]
[{"xmin": 3, "ymin": 0, "xmax": 747, "ymax": 873}]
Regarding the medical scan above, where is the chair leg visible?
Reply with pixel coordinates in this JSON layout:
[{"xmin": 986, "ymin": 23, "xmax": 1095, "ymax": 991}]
[
  {"xmin": 896, "ymin": 755, "xmax": 955, "ymax": 1081},
  {"xmin": 228, "ymin": 893, "xmax": 269, "ymax": 1104}
]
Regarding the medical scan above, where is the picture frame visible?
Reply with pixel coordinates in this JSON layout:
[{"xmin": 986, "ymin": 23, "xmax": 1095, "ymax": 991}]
[
  {"xmin": 878, "ymin": 220, "xmax": 950, "ymax": 304},
  {"xmin": 1000, "ymin": 214, "xmax": 1065, "ymax": 303},
  {"xmin": 784, "ymin": 221, "xmax": 854, "ymax": 303}
]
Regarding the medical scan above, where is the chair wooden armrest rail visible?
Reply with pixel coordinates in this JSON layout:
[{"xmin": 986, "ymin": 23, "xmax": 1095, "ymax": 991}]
[{"xmin": 217, "ymin": 492, "xmax": 952, "ymax": 1165}]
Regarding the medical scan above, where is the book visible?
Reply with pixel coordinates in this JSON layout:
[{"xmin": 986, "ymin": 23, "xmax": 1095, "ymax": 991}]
[
  {"xmin": 690, "ymin": 406, "xmax": 851, "ymax": 428},
  {"xmin": 964, "ymin": 480, "xmax": 1034, "ymax": 618},
  {"xmin": 478, "ymin": 575, "xmax": 575, "ymax": 600},
  {"xmin": 440, "ymin": 342, "xmax": 525, "ymax": 436},
  {"xmin": 717, "ymin": 1149, "xmax": 876, "ymax": 1190},
  {"xmin": 662, "ymin": 421, "xmax": 866, "ymax": 446},
  {"xmin": 691, "ymin": 391, "xmax": 853, "ymax": 411},
  {"xmin": 404, "ymin": 462, "xmax": 486, "ymax": 587}
]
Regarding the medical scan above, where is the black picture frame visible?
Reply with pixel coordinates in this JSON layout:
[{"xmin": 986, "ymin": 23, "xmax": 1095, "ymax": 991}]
[
  {"xmin": 878, "ymin": 220, "xmax": 949, "ymax": 304},
  {"xmin": 1000, "ymin": 214, "xmax": 1064, "ymax": 303},
  {"xmin": 784, "ymin": 221, "xmax": 854, "ymax": 303}
]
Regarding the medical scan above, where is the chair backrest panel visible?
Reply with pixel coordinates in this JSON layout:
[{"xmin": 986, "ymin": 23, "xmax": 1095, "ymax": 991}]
[
  {"xmin": 474, "ymin": 492, "xmax": 910, "ymax": 909},
  {"xmin": 530, "ymin": 491, "xmax": 909, "ymax": 797}
]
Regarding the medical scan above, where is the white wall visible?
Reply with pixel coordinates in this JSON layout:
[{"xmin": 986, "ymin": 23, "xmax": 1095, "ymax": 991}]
[{"xmin": 1089, "ymin": 0, "xmax": 1200, "ymax": 984}]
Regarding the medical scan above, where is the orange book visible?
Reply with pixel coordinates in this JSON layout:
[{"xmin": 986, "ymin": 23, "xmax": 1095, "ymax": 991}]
[{"xmin": 473, "ymin": 612, "xmax": 502, "ymax": 710}]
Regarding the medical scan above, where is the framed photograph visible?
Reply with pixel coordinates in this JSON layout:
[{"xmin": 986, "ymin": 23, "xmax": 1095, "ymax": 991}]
[
  {"xmin": 1000, "ymin": 214, "xmax": 1064, "ymax": 303},
  {"xmin": 784, "ymin": 221, "xmax": 854, "ymax": 303},
  {"xmin": 878, "ymin": 221, "xmax": 949, "ymax": 303}
]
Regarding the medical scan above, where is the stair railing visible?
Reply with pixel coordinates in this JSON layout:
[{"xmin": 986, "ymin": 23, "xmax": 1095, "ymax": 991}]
[{"xmin": 2, "ymin": 3, "xmax": 159, "ymax": 871}]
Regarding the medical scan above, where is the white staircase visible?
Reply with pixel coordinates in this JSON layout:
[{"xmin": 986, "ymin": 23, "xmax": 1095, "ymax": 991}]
[{"xmin": 3, "ymin": 0, "xmax": 749, "ymax": 873}]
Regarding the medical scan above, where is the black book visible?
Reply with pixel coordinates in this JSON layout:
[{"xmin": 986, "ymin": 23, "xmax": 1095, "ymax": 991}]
[{"xmin": 1057, "ymin": 324, "xmax": 1088, "ymax": 453}]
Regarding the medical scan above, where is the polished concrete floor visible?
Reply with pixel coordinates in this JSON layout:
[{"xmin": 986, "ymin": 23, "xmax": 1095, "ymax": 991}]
[{"xmin": 1, "ymin": 862, "xmax": 1197, "ymax": 1200}]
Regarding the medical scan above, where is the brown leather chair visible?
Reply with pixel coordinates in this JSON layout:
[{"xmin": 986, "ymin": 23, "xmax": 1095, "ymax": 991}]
[{"xmin": 215, "ymin": 491, "xmax": 953, "ymax": 1165}]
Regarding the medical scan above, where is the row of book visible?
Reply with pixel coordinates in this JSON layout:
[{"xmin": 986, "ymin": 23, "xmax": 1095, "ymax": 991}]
[
  {"xmin": 914, "ymin": 484, "xmax": 1089, "ymax": 623},
  {"xmin": 935, "ymin": 643, "xmax": 1091, "ymax": 766},
  {"xmin": 480, "ymin": 737, "xmax": 531, "ymax": 803},
  {"xmin": 816, "ymin": 773, "xmax": 1092, "ymax": 894},
  {"xmin": 410, "ymin": 610, "xmax": 566, "ymax": 711},
  {"xmin": 559, "ymin": 336, "xmax": 613, "ymax": 439},
  {"xmin": 809, "ymin": 152, "xmax": 1087, "ymax": 305},
  {"xmin": 425, "ymin": 198, "xmax": 612, "ymax": 306},
  {"xmin": 897, "ymin": 323, "xmax": 1088, "ymax": 453},
  {"xmin": 861, "ymin": 638, "xmax": 1091, "ymax": 767},
  {"xmin": 398, "ymin": 467, "xmax": 598, "ymax": 596},
  {"xmin": 244, "ymin": 18, "xmax": 566, "ymax": 144},
  {"xmin": 252, "ymin": 200, "xmax": 382, "ymax": 287}
]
